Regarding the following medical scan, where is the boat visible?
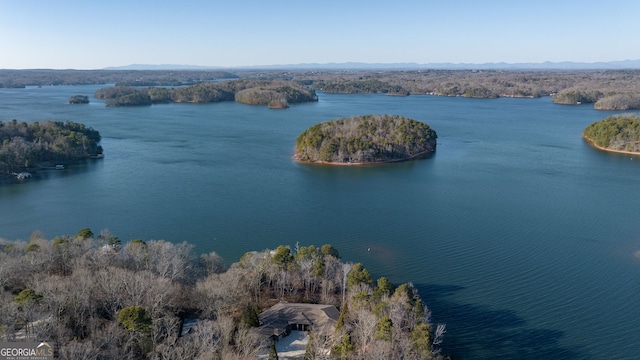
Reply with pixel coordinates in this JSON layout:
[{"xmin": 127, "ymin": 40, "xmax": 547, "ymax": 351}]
[{"xmin": 13, "ymin": 172, "xmax": 32, "ymax": 180}]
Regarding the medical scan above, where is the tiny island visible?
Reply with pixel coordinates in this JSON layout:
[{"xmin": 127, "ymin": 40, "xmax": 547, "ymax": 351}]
[
  {"xmin": 583, "ymin": 114, "xmax": 640, "ymax": 154},
  {"xmin": 68, "ymin": 95, "xmax": 89, "ymax": 104},
  {"xmin": 295, "ymin": 114, "xmax": 437, "ymax": 165}
]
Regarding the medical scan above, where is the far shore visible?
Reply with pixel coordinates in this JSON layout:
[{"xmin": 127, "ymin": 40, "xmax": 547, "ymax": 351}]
[
  {"xmin": 582, "ymin": 134, "xmax": 640, "ymax": 156},
  {"xmin": 293, "ymin": 149, "xmax": 434, "ymax": 166}
]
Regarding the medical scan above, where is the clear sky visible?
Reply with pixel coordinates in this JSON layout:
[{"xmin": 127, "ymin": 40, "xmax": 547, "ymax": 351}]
[{"xmin": 1, "ymin": 0, "xmax": 639, "ymax": 69}]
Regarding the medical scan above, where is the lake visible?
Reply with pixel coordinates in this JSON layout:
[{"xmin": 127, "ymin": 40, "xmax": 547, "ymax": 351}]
[{"xmin": 1, "ymin": 85, "xmax": 639, "ymax": 359}]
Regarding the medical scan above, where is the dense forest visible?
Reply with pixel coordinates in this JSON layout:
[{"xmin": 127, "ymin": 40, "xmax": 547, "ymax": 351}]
[
  {"xmin": 296, "ymin": 115, "xmax": 437, "ymax": 164},
  {"xmin": 298, "ymin": 69, "xmax": 640, "ymax": 106},
  {"xmin": 0, "ymin": 230, "xmax": 446, "ymax": 359},
  {"xmin": 3, "ymin": 68, "xmax": 640, "ymax": 109},
  {"xmin": 0, "ymin": 69, "xmax": 237, "ymax": 88},
  {"xmin": 94, "ymin": 80, "xmax": 318, "ymax": 107},
  {"xmin": 0, "ymin": 120, "xmax": 102, "ymax": 178},
  {"xmin": 249, "ymin": 69, "xmax": 640, "ymax": 109},
  {"xmin": 583, "ymin": 114, "xmax": 640, "ymax": 152}
]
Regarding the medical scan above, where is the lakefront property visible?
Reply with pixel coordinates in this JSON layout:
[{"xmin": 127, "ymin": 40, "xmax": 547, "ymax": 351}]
[{"xmin": 256, "ymin": 302, "xmax": 340, "ymax": 341}]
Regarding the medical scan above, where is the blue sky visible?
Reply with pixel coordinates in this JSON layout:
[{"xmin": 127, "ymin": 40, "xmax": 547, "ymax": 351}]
[{"xmin": 1, "ymin": 0, "xmax": 639, "ymax": 69}]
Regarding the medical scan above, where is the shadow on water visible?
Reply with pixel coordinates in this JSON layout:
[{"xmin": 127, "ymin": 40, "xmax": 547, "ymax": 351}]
[{"xmin": 415, "ymin": 284, "xmax": 589, "ymax": 360}]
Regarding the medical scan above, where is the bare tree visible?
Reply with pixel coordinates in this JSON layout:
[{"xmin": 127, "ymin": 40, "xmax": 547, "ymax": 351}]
[
  {"xmin": 234, "ymin": 326, "xmax": 266, "ymax": 359},
  {"xmin": 0, "ymin": 291, "xmax": 20, "ymax": 340},
  {"xmin": 351, "ymin": 308, "xmax": 377, "ymax": 359},
  {"xmin": 341, "ymin": 263, "xmax": 352, "ymax": 306}
]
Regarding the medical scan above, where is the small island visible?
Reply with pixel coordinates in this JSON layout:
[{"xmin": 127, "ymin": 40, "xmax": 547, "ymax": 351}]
[
  {"xmin": 68, "ymin": 95, "xmax": 89, "ymax": 104},
  {"xmin": 583, "ymin": 114, "xmax": 640, "ymax": 154},
  {"xmin": 295, "ymin": 114, "xmax": 437, "ymax": 165}
]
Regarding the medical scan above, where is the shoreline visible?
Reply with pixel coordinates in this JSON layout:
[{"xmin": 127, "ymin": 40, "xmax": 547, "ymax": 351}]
[
  {"xmin": 582, "ymin": 134, "xmax": 640, "ymax": 156},
  {"xmin": 293, "ymin": 149, "xmax": 434, "ymax": 166}
]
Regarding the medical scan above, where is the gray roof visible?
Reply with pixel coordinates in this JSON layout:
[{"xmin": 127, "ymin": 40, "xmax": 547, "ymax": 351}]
[
  {"xmin": 256, "ymin": 302, "xmax": 340, "ymax": 338},
  {"xmin": 180, "ymin": 318, "xmax": 202, "ymax": 337}
]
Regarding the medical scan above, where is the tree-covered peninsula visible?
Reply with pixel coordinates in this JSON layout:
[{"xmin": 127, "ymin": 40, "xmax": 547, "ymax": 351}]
[
  {"xmin": 583, "ymin": 114, "xmax": 640, "ymax": 153},
  {"xmin": 0, "ymin": 231, "xmax": 446, "ymax": 359},
  {"xmin": 0, "ymin": 120, "xmax": 102, "ymax": 178},
  {"xmin": 295, "ymin": 114, "xmax": 437, "ymax": 164},
  {"xmin": 95, "ymin": 80, "xmax": 318, "ymax": 107}
]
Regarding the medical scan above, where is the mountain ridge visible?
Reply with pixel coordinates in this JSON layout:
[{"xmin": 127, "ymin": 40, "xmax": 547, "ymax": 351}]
[{"xmin": 104, "ymin": 59, "xmax": 640, "ymax": 71}]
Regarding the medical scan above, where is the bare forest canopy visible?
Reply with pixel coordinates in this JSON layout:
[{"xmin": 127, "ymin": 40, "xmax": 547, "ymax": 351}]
[
  {"xmin": 3, "ymin": 68, "xmax": 640, "ymax": 109},
  {"xmin": 294, "ymin": 69, "xmax": 640, "ymax": 110},
  {"xmin": 0, "ymin": 231, "xmax": 446, "ymax": 359},
  {"xmin": 94, "ymin": 80, "xmax": 318, "ymax": 107},
  {"xmin": 583, "ymin": 114, "xmax": 640, "ymax": 153},
  {"xmin": 0, "ymin": 120, "xmax": 102, "ymax": 177},
  {"xmin": 0, "ymin": 69, "xmax": 238, "ymax": 88},
  {"xmin": 296, "ymin": 114, "xmax": 437, "ymax": 164}
]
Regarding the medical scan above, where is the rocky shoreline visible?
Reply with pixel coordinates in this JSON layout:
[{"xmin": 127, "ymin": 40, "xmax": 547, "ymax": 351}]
[
  {"xmin": 582, "ymin": 134, "xmax": 640, "ymax": 156},
  {"xmin": 293, "ymin": 149, "xmax": 434, "ymax": 166}
]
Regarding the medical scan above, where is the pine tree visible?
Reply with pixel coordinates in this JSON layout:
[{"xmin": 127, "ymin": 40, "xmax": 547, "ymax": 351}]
[{"xmin": 268, "ymin": 341, "xmax": 279, "ymax": 360}]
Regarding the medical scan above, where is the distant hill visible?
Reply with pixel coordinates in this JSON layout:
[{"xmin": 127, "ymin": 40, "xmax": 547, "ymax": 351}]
[
  {"xmin": 105, "ymin": 60, "xmax": 640, "ymax": 71},
  {"xmin": 103, "ymin": 64, "xmax": 226, "ymax": 70}
]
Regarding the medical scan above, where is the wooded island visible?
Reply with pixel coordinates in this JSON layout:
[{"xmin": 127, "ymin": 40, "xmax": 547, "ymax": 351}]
[
  {"xmin": 295, "ymin": 115, "xmax": 437, "ymax": 164},
  {"xmin": 68, "ymin": 95, "xmax": 89, "ymax": 104},
  {"xmin": 94, "ymin": 80, "xmax": 318, "ymax": 108},
  {"xmin": 0, "ymin": 120, "xmax": 102, "ymax": 178},
  {"xmin": 583, "ymin": 114, "xmax": 640, "ymax": 154}
]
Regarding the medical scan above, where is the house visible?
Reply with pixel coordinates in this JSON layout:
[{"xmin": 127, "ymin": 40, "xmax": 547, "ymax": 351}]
[
  {"xmin": 180, "ymin": 318, "xmax": 202, "ymax": 337},
  {"xmin": 255, "ymin": 302, "xmax": 340, "ymax": 342}
]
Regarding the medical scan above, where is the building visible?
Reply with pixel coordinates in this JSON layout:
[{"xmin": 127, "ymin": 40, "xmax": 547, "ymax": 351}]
[{"xmin": 255, "ymin": 302, "xmax": 340, "ymax": 342}]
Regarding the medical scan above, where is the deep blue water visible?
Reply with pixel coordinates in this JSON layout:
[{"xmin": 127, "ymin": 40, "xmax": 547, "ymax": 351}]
[{"xmin": 1, "ymin": 85, "xmax": 640, "ymax": 359}]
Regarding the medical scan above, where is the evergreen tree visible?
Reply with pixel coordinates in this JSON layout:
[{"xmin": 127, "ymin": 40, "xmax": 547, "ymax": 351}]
[
  {"xmin": 268, "ymin": 341, "xmax": 279, "ymax": 360},
  {"xmin": 239, "ymin": 303, "xmax": 259, "ymax": 327}
]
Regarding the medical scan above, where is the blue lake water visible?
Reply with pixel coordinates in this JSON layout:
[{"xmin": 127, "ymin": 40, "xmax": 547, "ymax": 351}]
[{"xmin": 1, "ymin": 85, "xmax": 640, "ymax": 359}]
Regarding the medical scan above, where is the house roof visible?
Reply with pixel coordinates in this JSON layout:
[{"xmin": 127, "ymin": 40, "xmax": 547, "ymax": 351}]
[
  {"xmin": 256, "ymin": 302, "xmax": 339, "ymax": 338},
  {"xmin": 180, "ymin": 318, "xmax": 202, "ymax": 337}
]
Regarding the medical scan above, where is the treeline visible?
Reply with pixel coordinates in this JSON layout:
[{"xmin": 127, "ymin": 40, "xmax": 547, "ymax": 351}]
[
  {"xmin": 312, "ymin": 79, "xmax": 410, "ymax": 95},
  {"xmin": 5, "ymin": 68, "xmax": 640, "ymax": 109},
  {"xmin": 552, "ymin": 89, "xmax": 603, "ymax": 104},
  {"xmin": 0, "ymin": 69, "xmax": 237, "ymax": 88},
  {"xmin": 583, "ymin": 114, "xmax": 640, "ymax": 152},
  {"xmin": 554, "ymin": 89, "xmax": 640, "ymax": 110},
  {"xmin": 0, "ymin": 231, "xmax": 445, "ymax": 359},
  {"xmin": 304, "ymin": 70, "xmax": 566, "ymax": 98},
  {"xmin": 296, "ymin": 114, "xmax": 437, "ymax": 164},
  {"xmin": 94, "ymin": 80, "xmax": 318, "ymax": 107},
  {"xmin": 267, "ymin": 69, "xmax": 640, "ymax": 107},
  {"xmin": 0, "ymin": 120, "xmax": 102, "ymax": 177},
  {"xmin": 594, "ymin": 94, "xmax": 640, "ymax": 110},
  {"xmin": 546, "ymin": 71, "xmax": 640, "ymax": 109}
]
